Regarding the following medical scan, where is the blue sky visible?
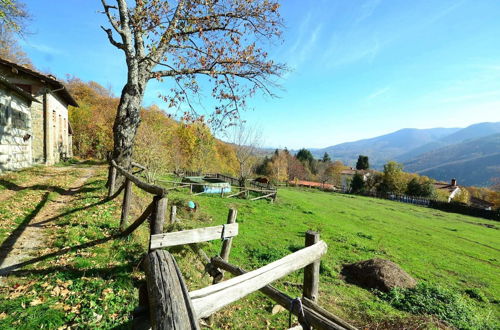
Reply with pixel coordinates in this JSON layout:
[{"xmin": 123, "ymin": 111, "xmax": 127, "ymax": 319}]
[{"xmin": 19, "ymin": 0, "xmax": 500, "ymax": 148}]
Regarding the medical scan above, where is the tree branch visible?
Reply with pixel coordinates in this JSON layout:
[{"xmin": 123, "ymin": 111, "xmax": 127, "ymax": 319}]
[{"xmin": 100, "ymin": 26, "xmax": 125, "ymax": 50}]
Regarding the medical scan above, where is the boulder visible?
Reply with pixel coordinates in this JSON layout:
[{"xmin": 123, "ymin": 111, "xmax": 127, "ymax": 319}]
[{"xmin": 341, "ymin": 258, "xmax": 416, "ymax": 292}]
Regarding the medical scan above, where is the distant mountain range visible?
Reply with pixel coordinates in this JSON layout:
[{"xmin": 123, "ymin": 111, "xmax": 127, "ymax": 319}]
[{"xmin": 307, "ymin": 122, "xmax": 500, "ymax": 187}]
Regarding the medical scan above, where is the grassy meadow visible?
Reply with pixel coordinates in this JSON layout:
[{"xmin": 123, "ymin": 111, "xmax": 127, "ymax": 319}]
[
  {"xmin": 165, "ymin": 183, "xmax": 500, "ymax": 329},
  {"xmin": 0, "ymin": 167, "xmax": 498, "ymax": 329}
]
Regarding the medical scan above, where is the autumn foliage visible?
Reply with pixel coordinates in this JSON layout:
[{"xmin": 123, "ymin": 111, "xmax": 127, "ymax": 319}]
[{"xmin": 67, "ymin": 79, "xmax": 238, "ymax": 180}]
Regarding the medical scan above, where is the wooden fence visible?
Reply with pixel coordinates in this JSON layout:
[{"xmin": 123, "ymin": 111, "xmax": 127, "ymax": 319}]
[
  {"xmin": 163, "ymin": 172, "xmax": 278, "ymax": 202},
  {"xmin": 108, "ymin": 161, "xmax": 356, "ymax": 329}
]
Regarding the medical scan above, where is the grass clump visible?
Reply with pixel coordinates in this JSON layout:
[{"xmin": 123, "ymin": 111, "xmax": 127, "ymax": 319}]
[{"xmin": 378, "ymin": 283, "xmax": 497, "ymax": 329}]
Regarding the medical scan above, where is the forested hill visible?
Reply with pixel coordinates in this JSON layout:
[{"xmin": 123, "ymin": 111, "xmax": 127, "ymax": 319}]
[
  {"xmin": 309, "ymin": 127, "xmax": 460, "ymax": 168},
  {"xmin": 403, "ymin": 133, "xmax": 500, "ymax": 187}
]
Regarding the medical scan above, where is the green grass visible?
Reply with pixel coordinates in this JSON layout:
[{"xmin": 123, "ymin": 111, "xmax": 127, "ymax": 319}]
[
  {"xmin": 164, "ymin": 184, "xmax": 500, "ymax": 329},
  {"xmin": 0, "ymin": 166, "xmax": 146, "ymax": 329},
  {"xmin": 1, "ymin": 169, "xmax": 498, "ymax": 329}
]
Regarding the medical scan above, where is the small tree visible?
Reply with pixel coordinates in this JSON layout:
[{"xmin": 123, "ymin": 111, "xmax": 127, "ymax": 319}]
[
  {"xmin": 356, "ymin": 155, "xmax": 369, "ymax": 170},
  {"xmin": 230, "ymin": 123, "xmax": 262, "ymax": 186},
  {"xmin": 350, "ymin": 173, "xmax": 365, "ymax": 194},
  {"xmin": 100, "ymin": 0, "xmax": 285, "ymax": 182},
  {"xmin": 406, "ymin": 177, "xmax": 422, "ymax": 196},
  {"xmin": 322, "ymin": 152, "xmax": 331, "ymax": 163},
  {"xmin": 379, "ymin": 161, "xmax": 405, "ymax": 195}
]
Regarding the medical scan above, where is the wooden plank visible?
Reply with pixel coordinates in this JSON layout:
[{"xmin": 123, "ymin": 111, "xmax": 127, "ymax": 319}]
[
  {"xmin": 150, "ymin": 223, "xmax": 239, "ymax": 250},
  {"xmin": 302, "ymin": 297, "xmax": 358, "ymax": 330},
  {"xmin": 189, "ymin": 241, "xmax": 327, "ymax": 319},
  {"xmin": 144, "ymin": 250, "xmax": 200, "ymax": 329},
  {"xmin": 220, "ymin": 209, "xmax": 237, "ymax": 261},
  {"xmin": 120, "ymin": 178, "xmax": 132, "ymax": 231},
  {"xmin": 131, "ymin": 161, "xmax": 147, "ymax": 171},
  {"xmin": 303, "ymin": 230, "xmax": 320, "ymax": 303},
  {"xmin": 250, "ymin": 192, "xmax": 276, "ymax": 201},
  {"xmin": 210, "ymin": 256, "xmax": 351, "ymax": 330},
  {"xmin": 226, "ymin": 190, "xmax": 247, "ymax": 198},
  {"xmin": 111, "ymin": 160, "xmax": 166, "ymax": 196}
]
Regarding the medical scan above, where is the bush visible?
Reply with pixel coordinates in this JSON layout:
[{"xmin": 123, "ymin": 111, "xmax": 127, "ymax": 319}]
[{"xmin": 377, "ymin": 283, "xmax": 496, "ymax": 329}]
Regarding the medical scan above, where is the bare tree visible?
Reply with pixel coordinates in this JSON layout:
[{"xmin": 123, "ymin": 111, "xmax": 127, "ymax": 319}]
[
  {"xmin": 0, "ymin": 0, "xmax": 32, "ymax": 66},
  {"xmin": 230, "ymin": 123, "xmax": 262, "ymax": 186},
  {"xmin": 99, "ymin": 0, "xmax": 285, "ymax": 180}
]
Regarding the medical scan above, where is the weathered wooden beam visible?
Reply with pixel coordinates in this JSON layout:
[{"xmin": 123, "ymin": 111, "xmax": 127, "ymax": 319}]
[
  {"xmin": 210, "ymin": 257, "xmax": 352, "ymax": 330},
  {"xmin": 131, "ymin": 161, "xmax": 147, "ymax": 171},
  {"xmin": 302, "ymin": 297, "xmax": 358, "ymax": 330},
  {"xmin": 220, "ymin": 209, "xmax": 237, "ymax": 262},
  {"xmin": 170, "ymin": 205, "xmax": 177, "ymax": 224},
  {"xmin": 226, "ymin": 190, "xmax": 247, "ymax": 198},
  {"xmin": 144, "ymin": 250, "xmax": 200, "ymax": 329},
  {"xmin": 250, "ymin": 192, "xmax": 276, "ymax": 201},
  {"xmin": 111, "ymin": 160, "xmax": 166, "ymax": 196},
  {"xmin": 120, "ymin": 178, "xmax": 132, "ymax": 231},
  {"xmin": 150, "ymin": 196, "xmax": 167, "ymax": 235},
  {"xmin": 189, "ymin": 241, "xmax": 327, "ymax": 319},
  {"xmin": 108, "ymin": 165, "xmax": 117, "ymax": 197},
  {"xmin": 303, "ymin": 230, "xmax": 320, "ymax": 303},
  {"xmin": 189, "ymin": 244, "xmax": 223, "ymax": 282},
  {"xmin": 121, "ymin": 202, "xmax": 154, "ymax": 236},
  {"xmin": 150, "ymin": 223, "xmax": 238, "ymax": 250}
]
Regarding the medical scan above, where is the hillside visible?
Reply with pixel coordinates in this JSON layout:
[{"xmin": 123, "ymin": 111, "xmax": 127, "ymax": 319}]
[
  {"xmin": 166, "ymin": 185, "xmax": 500, "ymax": 329},
  {"xmin": 403, "ymin": 133, "xmax": 500, "ymax": 186},
  {"xmin": 0, "ymin": 166, "xmax": 498, "ymax": 329},
  {"xmin": 310, "ymin": 127, "xmax": 459, "ymax": 167},
  {"xmin": 397, "ymin": 122, "xmax": 500, "ymax": 162},
  {"xmin": 307, "ymin": 122, "xmax": 500, "ymax": 170}
]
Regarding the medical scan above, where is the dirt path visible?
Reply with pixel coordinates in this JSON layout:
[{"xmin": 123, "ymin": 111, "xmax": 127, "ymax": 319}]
[
  {"xmin": 0, "ymin": 167, "xmax": 95, "ymax": 275},
  {"xmin": 0, "ymin": 167, "xmax": 71, "ymax": 204}
]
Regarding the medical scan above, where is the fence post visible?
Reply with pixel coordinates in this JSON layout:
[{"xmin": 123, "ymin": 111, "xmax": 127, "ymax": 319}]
[
  {"xmin": 303, "ymin": 230, "xmax": 320, "ymax": 303},
  {"xmin": 108, "ymin": 165, "xmax": 117, "ymax": 197},
  {"xmin": 150, "ymin": 195, "xmax": 167, "ymax": 235},
  {"xmin": 190, "ymin": 184, "xmax": 193, "ymax": 194},
  {"xmin": 120, "ymin": 178, "xmax": 132, "ymax": 230},
  {"xmin": 220, "ymin": 187, "xmax": 224, "ymax": 198},
  {"xmin": 170, "ymin": 205, "xmax": 177, "ymax": 224},
  {"xmin": 219, "ymin": 208, "xmax": 237, "ymax": 262}
]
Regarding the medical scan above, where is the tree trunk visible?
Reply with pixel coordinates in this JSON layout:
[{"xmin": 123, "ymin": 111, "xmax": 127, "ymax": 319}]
[{"xmin": 108, "ymin": 81, "xmax": 145, "ymax": 186}]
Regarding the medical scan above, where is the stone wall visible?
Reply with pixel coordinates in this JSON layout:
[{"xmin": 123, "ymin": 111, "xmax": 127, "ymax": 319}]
[{"xmin": 0, "ymin": 88, "xmax": 32, "ymax": 172}]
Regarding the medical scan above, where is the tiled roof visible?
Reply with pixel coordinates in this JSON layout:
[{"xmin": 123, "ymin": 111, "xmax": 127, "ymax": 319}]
[{"xmin": 0, "ymin": 57, "xmax": 78, "ymax": 107}]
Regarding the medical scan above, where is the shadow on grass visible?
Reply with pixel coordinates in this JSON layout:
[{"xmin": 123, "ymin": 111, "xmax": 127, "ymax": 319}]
[
  {"xmin": 0, "ymin": 192, "xmax": 50, "ymax": 267},
  {"xmin": 0, "ymin": 178, "xmax": 101, "ymax": 197},
  {"xmin": 0, "ymin": 231, "xmax": 129, "ymax": 275}
]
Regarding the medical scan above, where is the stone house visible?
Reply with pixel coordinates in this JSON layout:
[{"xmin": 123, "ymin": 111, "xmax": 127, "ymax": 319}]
[
  {"xmin": 0, "ymin": 57, "xmax": 78, "ymax": 172},
  {"xmin": 433, "ymin": 178, "xmax": 461, "ymax": 202},
  {"xmin": 0, "ymin": 76, "xmax": 40, "ymax": 171}
]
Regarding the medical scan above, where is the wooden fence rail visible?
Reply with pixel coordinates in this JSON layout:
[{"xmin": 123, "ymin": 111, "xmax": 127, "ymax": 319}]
[
  {"xmin": 149, "ymin": 223, "xmax": 239, "ymax": 250},
  {"xmin": 106, "ymin": 162, "xmax": 355, "ymax": 329},
  {"xmin": 189, "ymin": 240, "xmax": 327, "ymax": 319}
]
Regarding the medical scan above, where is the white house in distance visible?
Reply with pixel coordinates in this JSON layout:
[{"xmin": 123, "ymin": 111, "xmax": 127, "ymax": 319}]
[
  {"xmin": 340, "ymin": 168, "xmax": 371, "ymax": 191},
  {"xmin": 433, "ymin": 178, "xmax": 461, "ymax": 202},
  {"xmin": 0, "ymin": 57, "xmax": 78, "ymax": 173}
]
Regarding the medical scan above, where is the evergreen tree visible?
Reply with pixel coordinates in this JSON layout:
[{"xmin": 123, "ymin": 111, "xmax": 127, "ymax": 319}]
[
  {"xmin": 356, "ymin": 155, "xmax": 369, "ymax": 170},
  {"xmin": 322, "ymin": 152, "xmax": 331, "ymax": 163},
  {"xmin": 350, "ymin": 173, "xmax": 365, "ymax": 194}
]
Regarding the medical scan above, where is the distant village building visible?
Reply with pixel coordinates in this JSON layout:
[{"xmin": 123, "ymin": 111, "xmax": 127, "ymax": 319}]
[
  {"xmin": 340, "ymin": 168, "xmax": 371, "ymax": 191},
  {"xmin": 0, "ymin": 58, "xmax": 78, "ymax": 173},
  {"xmin": 469, "ymin": 197, "xmax": 494, "ymax": 211},
  {"xmin": 433, "ymin": 178, "xmax": 461, "ymax": 202}
]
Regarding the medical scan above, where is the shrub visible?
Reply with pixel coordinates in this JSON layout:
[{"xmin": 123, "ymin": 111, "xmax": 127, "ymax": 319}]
[{"xmin": 377, "ymin": 283, "xmax": 496, "ymax": 329}]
